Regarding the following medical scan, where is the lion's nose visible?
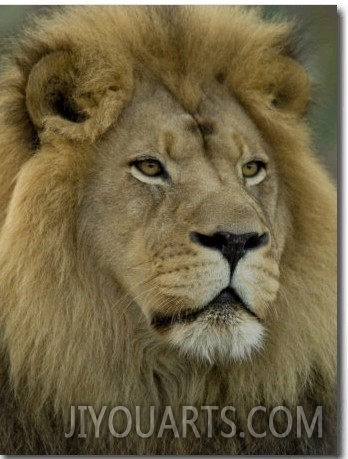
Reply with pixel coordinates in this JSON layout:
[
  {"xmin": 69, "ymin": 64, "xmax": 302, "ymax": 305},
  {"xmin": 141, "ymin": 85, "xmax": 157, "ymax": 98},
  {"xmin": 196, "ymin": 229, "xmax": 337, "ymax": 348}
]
[{"xmin": 190, "ymin": 231, "xmax": 269, "ymax": 275}]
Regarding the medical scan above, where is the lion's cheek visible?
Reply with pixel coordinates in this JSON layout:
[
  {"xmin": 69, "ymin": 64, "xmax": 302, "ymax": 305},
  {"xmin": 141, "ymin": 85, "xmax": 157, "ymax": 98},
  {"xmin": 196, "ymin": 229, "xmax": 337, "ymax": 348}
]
[
  {"xmin": 152, "ymin": 262, "xmax": 230, "ymax": 306},
  {"xmin": 231, "ymin": 255, "xmax": 280, "ymax": 319}
]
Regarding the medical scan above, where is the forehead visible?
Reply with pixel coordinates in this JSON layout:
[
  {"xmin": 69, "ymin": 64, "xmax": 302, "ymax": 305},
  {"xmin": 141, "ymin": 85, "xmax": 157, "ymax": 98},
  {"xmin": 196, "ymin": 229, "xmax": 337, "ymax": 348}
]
[{"xmin": 115, "ymin": 78, "xmax": 265, "ymax": 160}]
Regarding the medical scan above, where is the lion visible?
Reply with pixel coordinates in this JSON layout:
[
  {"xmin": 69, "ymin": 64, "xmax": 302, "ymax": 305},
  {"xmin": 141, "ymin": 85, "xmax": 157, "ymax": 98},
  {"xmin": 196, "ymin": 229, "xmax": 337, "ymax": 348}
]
[{"xmin": 0, "ymin": 6, "xmax": 336, "ymax": 455}]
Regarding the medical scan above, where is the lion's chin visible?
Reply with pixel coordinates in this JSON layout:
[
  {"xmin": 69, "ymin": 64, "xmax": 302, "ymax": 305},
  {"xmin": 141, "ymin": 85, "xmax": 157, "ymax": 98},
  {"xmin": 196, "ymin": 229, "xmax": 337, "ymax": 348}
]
[{"xmin": 151, "ymin": 288, "xmax": 266, "ymax": 363}]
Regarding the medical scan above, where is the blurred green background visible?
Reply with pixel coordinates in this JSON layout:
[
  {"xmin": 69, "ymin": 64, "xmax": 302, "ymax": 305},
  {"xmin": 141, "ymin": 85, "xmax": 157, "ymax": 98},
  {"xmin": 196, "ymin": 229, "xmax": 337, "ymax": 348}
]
[{"xmin": 0, "ymin": 6, "xmax": 337, "ymax": 180}]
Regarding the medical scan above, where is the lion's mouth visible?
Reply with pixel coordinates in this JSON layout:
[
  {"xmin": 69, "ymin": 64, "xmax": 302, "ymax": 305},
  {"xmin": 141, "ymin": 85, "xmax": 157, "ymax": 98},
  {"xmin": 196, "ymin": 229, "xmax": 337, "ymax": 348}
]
[{"xmin": 151, "ymin": 287, "xmax": 259, "ymax": 330}]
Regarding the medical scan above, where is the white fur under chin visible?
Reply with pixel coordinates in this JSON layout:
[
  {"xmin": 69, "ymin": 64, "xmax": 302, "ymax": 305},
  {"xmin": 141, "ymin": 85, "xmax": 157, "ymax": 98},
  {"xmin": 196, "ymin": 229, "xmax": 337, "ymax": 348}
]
[{"xmin": 167, "ymin": 314, "xmax": 265, "ymax": 364}]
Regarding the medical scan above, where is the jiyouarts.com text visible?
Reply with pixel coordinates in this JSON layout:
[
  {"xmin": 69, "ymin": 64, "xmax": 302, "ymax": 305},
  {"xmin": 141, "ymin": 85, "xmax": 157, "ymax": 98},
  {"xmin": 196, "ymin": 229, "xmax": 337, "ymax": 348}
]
[{"xmin": 65, "ymin": 405, "xmax": 322, "ymax": 439}]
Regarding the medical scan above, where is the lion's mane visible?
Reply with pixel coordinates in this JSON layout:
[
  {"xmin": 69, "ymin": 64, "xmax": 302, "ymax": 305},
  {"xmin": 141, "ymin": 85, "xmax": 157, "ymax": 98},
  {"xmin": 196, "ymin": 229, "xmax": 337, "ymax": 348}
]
[{"xmin": 0, "ymin": 6, "xmax": 336, "ymax": 454}]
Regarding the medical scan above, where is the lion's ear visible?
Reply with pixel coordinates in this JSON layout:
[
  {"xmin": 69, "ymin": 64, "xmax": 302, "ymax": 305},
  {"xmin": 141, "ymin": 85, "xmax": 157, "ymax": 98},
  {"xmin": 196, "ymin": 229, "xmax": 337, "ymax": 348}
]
[
  {"xmin": 26, "ymin": 50, "xmax": 132, "ymax": 142},
  {"xmin": 269, "ymin": 56, "xmax": 310, "ymax": 118}
]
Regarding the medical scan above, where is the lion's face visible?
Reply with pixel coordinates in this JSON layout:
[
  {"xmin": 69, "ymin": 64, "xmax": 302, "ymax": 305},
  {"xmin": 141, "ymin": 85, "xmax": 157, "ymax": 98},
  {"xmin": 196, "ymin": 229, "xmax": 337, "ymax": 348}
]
[{"xmin": 81, "ymin": 79, "xmax": 287, "ymax": 363}]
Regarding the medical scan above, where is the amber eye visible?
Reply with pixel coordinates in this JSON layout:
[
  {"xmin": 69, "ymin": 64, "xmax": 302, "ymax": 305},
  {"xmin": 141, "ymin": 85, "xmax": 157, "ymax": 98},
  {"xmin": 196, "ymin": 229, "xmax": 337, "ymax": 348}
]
[
  {"xmin": 133, "ymin": 159, "xmax": 165, "ymax": 177},
  {"xmin": 242, "ymin": 161, "xmax": 265, "ymax": 178}
]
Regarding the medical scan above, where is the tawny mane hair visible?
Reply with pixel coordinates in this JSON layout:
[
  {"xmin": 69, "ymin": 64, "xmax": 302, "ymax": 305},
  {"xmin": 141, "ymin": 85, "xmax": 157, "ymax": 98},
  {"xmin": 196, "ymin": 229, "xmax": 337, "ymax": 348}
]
[{"xmin": 0, "ymin": 6, "xmax": 336, "ymax": 454}]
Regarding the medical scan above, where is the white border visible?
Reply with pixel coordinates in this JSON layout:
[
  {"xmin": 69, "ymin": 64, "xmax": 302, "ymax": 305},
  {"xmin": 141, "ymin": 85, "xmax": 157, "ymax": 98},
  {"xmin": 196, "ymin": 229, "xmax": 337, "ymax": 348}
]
[
  {"xmin": 0, "ymin": 0, "xmax": 342, "ymax": 4},
  {"xmin": 340, "ymin": 1, "xmax": 347, "ymax": 457},
  {"xmin": 6, "ymin": 1, "xmax": 342, "ymax": 3},
  {"xmin": 0, "ymin": 3, "xmax": 343, "ymax": 459}
]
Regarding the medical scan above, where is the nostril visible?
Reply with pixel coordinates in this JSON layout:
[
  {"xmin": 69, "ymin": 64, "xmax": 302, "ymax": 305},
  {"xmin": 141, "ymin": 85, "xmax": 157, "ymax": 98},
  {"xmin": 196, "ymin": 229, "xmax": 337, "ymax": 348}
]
[
  {"xmin": 191, "ymin": 231, "xmax": 269, "ymax": 252},
  {"xmin": 190, "ymin": 231, "xmax": 227, "ymax": 251},
  {"xmin": 244, "ymin": 232, "xmax": 269, "ymax": 251}
]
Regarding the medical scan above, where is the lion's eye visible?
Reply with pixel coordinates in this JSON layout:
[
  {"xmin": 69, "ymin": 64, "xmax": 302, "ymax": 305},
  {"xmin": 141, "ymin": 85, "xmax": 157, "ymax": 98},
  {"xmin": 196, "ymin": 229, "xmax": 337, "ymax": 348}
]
[
  {"xmin": 242, "ymin": 161, "xmax": 265, "ymax": 178},
  {"xmin": 133, "ymin": 159, "xmax": 165, "ymax": 177}
]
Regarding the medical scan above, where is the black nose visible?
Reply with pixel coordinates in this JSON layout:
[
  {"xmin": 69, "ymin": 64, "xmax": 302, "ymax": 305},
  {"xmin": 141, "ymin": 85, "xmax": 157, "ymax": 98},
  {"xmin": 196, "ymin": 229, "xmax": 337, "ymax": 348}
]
[{"xmin": 191, "ymin": 231, "xmax": 269, "ymax": 274}]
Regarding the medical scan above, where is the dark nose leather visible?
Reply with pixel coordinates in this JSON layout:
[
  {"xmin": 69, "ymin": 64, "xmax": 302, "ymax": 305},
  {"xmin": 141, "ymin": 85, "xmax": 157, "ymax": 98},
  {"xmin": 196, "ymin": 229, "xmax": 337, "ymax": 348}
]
[{"xmin": 191, "ymin": 231, "xmax": 269, "ymax": 275}]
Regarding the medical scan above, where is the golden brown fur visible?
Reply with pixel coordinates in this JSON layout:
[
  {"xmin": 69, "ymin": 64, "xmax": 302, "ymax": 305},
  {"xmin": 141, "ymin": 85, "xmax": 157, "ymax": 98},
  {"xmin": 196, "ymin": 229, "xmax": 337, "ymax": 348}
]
[{"xmin": 0, "ymin": 6, "xmax": 336, "ymax": 454}]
